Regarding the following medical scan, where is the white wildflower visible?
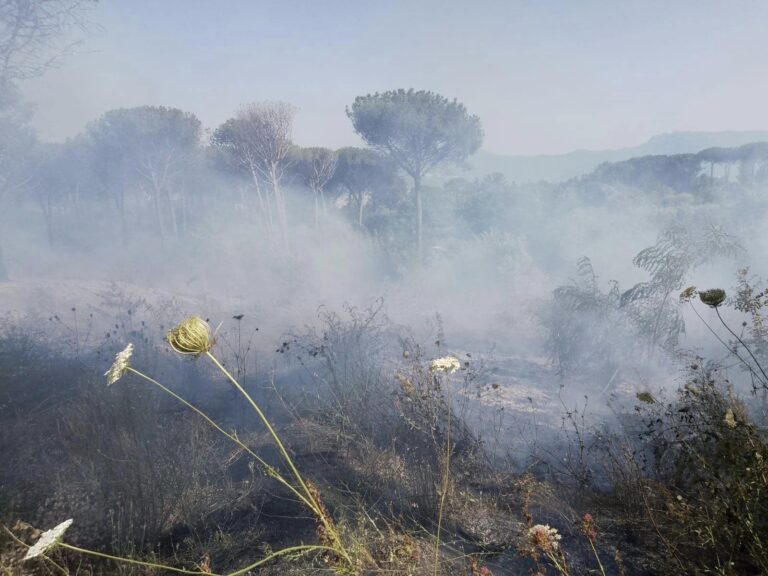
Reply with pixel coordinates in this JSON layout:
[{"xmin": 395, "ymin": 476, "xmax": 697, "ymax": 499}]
[
  {"xmin": 23, "ymin": 519, "xmax": 73, "ymax": 560},
  {"xmin": 105, "ymin": 343, "xmax": 133, "ymax": 385},
  {"xmin": 430, "ymin": 356, "xmax": 461, "ymax": 374},
  {"xmin": 527, "ymin": 523, "xmax": 562, "ymax": 553}
]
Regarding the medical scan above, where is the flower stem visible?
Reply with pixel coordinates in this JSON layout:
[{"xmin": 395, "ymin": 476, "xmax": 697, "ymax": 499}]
[
  {"xmin": 224, "ymin": 545, "xmax": 336, "ymax": 576},
  {"xmin": 59, "ymin": 543, "xmax": 218, "ymax": 575},
  {"xmin": 125, "ymin": 367, "xmax": 314, "ymax": 511},
  {"xmin": 688, "ymin": 303, "xmax": 766, "ymax": 387},
  {"xmin": 1, "ymin": 524, "xmax": 69, "ymax": 575},
  {"xmin": 546, "ymin": 552, "xmax": 570, "ymax": 576},
  {"xmin": 588, "ymin": 539, "xmax": 606, "ymax": 576},
  {"xmin": 715, "ymin": 307, "xmax": 768, "ymax": 387},
  {"xmin": 204, "ymin": 351, "xmax": 352, "ymax": 567},
  {"xmin": 434, "ymin": 377, "xmax": 451, "ymax": 576},
  {"xmin": 59, "ymin": 543, "xmax": 335, "ymax": 576}
]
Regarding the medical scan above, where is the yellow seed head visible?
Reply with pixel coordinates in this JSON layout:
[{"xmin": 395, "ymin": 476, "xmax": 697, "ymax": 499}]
[
  {"xmin": 699, "ymin": 288, "xmax": 726, "ymax": 308},
  {"xmin": 167, "ymin": 316, "xmax": 213, "ymax": 355},
  {"xmin": 636, "ymin": 391, "xmax": 656, "ymax": 404}
]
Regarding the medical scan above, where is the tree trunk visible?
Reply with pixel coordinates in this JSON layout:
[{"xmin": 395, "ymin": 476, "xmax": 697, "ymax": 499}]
[
  {"xmin": 44, "ymin": 204, "xmax": 54, "ymax": 248},
  {"xmin": 313, "ymin": 185, "xmax": 320, "ymax": 228},
  {"xmin": 249, "ymin": 164, "xmax": 272, "ymax": 236},
  {"xmin": 149, "ymin": 182, "xmax": 166, "ymax": 245},
  {"xmin": 165, "ymin": 186, "xmax": 179, "ymax": 238},
  {"xmin": 181, "ymin": 184, "xmax": 187, "ymax": 235},
  {"xmin": 119, "ymin": 202, "xmax": 127, "ymax": 245},
  {"xmin": 320, "ymin": 186, "xmax": 327, "ymax": 215},
  {"xmin": 414, "ymin": 174, "xmax": 423, "ymax": 260},
  {"xmin": 270, "ymin": 163, "xmax": 289, "ymax": 251},
  {"xmin": 113, "ymin": 187, "xmax": 128, "ymax": 245},
  {"xmin": 38, "ymin": 193, "xmax": 54, "ymax": 248},
  {"xmin": 0, "ymin": 234, "xmax": 8, "ymax": 281}
]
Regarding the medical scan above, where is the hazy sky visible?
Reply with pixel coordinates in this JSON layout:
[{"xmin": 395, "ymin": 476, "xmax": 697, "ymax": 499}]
[{"xmin": 21, "ymin": 0, "xmax": 768, "ymax": 156}]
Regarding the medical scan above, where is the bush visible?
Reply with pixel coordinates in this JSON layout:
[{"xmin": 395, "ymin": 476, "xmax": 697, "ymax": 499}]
[{"xmin": 634, "ymin": 365, "xmax": 768, "ymax": 574}]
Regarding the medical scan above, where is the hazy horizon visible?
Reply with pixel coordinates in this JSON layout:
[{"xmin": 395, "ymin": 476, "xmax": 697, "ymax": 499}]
[{"xmin": 20, "ymin": 0, "xmax": 768, "ymax": 156}]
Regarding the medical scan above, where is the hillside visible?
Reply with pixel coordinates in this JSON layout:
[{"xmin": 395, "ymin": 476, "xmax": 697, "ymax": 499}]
[{"xmin": 450, "ymin": 130, "xmax": 768, "ymax": 183}]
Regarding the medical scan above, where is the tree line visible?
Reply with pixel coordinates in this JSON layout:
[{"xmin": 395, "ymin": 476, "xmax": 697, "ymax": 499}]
[
  {"xmin": 0, "ymin": 2, "xmax": 487, "ymax": 279},
  {"xmin": 0, "ymin": 90, "xmax": 484, "ymax": 273}
]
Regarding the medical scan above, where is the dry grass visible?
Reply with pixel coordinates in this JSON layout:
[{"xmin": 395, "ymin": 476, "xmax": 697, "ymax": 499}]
[{"xmin": 2, "ymin": 289, "xmax": 768, "ymax": 576}]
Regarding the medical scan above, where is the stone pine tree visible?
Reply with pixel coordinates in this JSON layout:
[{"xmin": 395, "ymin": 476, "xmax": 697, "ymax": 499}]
[
  {"xmin": 347, "ymin": 89, "xmax": 482, "ymax": 259},
  {"xmin": 213, "ymin": 102, "xmax": 296, "ymax": 250},
  {"xmin": 87, "ymin": 106, "xmax": 201, "ymax": 244},
  {"xmin": 0, "ymin": 0, "xmax": 95, "ymax": 280},
  {"xmin": 333, "ymin": 147, "xmax": 400, "ymax": 229},
  {"xmin": 293, "ymin": 146, "xmax": 338, "ymax": 228}
]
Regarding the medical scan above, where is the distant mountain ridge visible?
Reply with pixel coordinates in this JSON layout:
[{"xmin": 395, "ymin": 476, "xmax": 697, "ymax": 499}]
[{"xmin": 455, "ymin": 131, "xmax": 768, "ymax": 183}]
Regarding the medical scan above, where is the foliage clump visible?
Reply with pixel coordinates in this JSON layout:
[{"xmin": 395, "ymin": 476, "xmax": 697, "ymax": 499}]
[{"xmin": 635, "ymin": 366, "xmax": 768, "ymax": 574}]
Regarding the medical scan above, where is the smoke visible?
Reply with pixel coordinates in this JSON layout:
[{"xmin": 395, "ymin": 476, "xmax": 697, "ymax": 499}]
[{"xmin": 4, "ymin": 153, "xmax": 766, "ymax": 395}]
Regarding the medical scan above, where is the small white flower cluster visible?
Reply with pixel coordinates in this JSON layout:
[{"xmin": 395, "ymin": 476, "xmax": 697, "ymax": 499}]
[
  {"xmin": 105, "ymin": 343, "xmax": 133, "ymax": 385},
  {"xmin": 430, "ymin": 356, "xmax": 461, "ymax": 374},
  {"xmin": 24, "ymin": 519, "xmax": 73, "ymax": 560},
  {"xmin": 528, "ymin": 523, "xmax": 562, "ymax": 553}
]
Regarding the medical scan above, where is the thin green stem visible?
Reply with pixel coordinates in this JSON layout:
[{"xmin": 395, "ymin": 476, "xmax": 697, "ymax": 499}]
[
  {"xmin": 204, "ymin": 353, "xmax": 314, "ymax": 502},
  {"xmin": 546, "ymin": 552, "xmax": 570, "ymax": 576},
  {"xmin": 688, "ymin": 303, "xmax": 766, "ymax": 386},
  {"xmin": 588, "ymin": 539, "xmax": 606, "ymax": 576},
  {"xmin": 204, "ymin": 352, "xmax": 352, "ymax": 566},
  {"xmin": 638, "ymin": 478, "xmax": 686, "ymax": 572},
  {"xmin": 434, "ymin": 377, "xmax": 451, "ymax": 576},
  {"xmin": 715, "ymin": 307, "xmax": 768, "ymax": 387},
  {"xmin": 43, "ymin": 555, "xmax": 69, "ymax": 576},
  {"xmin": 1, "ymin": 524, "xmax": 69, "ymax": 575},
  {"xmin": 224, "ymin": 545, "xmax": 337, "ymax": 576},
  {"xmin": 59, "ymin": 543, "xmax": 218, "ymax": 575},
  {"xmin": 126, "ymin": 367, "xmax": 315, "ymax": 511}
]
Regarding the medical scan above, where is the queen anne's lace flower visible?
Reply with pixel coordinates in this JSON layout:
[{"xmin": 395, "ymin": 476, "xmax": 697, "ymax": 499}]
[
  {"xmin": 23, "ymin": 519, "xmax": 73, "ymax": 560},
  {"xmin": 105, "ymin": 344, "xmax": 133, "ymax": 385},
  {"xmin": 679, "ymin": 286, "xmax": 697, "ymax": 302},
  {"xmin": 430, "ymin": 356, "xmax": 461, "ymax": 374},
  {"xmin": 698, "ymin": 288, "xmax": 726, "ymax": 308},
  {"xmin": 527, "ymin": 524, "xmax": 562, "ymax": 554},
  {"xmin": 167, "ymin": 316, "xmax": 213, "ymax": 355}
]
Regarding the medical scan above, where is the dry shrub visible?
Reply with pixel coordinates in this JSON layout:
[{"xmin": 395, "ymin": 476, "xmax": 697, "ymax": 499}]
[
  {"xmin": 0, "ymin": 318, "xmax": 267, "ymax": 573},
  {"xmin": 56, "ymin": 382, "xmax": 248, "ymax": 548},
  {"xmin": 286, "ymin": 305, "xmax": 490, "ymax": 524},
  {"xmin": 587, "ymin": 362, "xmax": 768, "ymax": 575},
  {"xmin": 633, "ymin": 366, "xmax": 768, "ymax": 575}
]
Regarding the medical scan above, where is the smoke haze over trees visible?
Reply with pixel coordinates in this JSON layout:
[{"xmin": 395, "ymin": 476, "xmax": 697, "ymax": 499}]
[{"xmin": 2, "ymin": 3, "xmax": 768, "ymax": 575}]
